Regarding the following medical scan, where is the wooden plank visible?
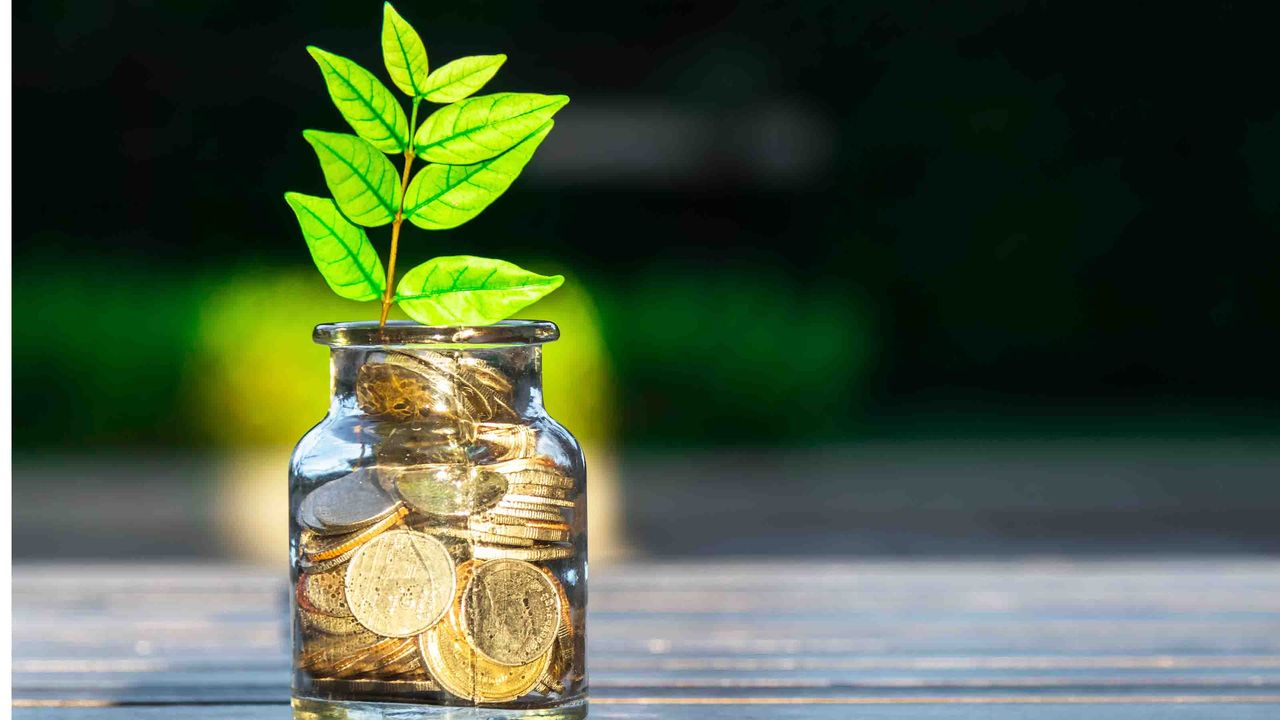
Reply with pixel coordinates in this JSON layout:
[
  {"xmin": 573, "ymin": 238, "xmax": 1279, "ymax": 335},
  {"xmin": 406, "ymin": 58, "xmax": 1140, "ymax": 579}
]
[
  {"xmin": 14, "ymin": 700, "xmax": 1280, "ymax": 720},
  {"xmin": 12, "ymin": 560, "xmax": 1280, "ymax": 712}
]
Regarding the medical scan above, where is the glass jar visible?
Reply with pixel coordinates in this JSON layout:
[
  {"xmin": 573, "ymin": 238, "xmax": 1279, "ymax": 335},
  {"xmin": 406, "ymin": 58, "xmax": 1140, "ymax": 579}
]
[{"xmin": 290, "ymin": 321, "xmax": 587, "ymax": 719}]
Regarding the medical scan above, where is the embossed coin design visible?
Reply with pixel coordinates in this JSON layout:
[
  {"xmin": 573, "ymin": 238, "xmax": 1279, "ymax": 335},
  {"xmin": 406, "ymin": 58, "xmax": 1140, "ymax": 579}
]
[
  {"xmin": 298, "ymin": 568, "xmax": 353, "ymax": 617},
  {"xmin": 344, "ymin": 530, "xmax": 456, "ymax": 637},
  {"xmin": 462, "ymin": 559, "xmax": 562, "ymax": 666},
  {"xmin": 418, "ymin": 601, "xmax": 550, "ymax": 701},
  {"xmin": 300, "ymin": 468, "xmax": 402, "ymax": 534}
]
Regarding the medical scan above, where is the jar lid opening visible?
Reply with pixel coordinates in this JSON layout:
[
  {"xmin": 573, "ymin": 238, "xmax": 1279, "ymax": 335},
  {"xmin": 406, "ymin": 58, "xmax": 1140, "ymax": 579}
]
[{"xmin": 313, "ymin": 320, "xmax": 559, "ymax": 348}]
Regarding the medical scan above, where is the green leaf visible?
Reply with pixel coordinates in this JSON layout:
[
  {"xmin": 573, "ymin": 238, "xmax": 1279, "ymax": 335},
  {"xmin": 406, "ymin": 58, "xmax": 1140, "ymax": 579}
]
[
  {"xmin": 284, "ymin": 192, "xmax": 386, "ymax": 301},
  {"xmin": 381, "ymin": 3, "xmax": 429, "ymax": 97},
  {"xmin": 413, "ymin": 92, "xmax": 568, "ymax": 164},
  {"xmin": 395, "ymin": 256, "xmax": 564, "ymax": 325},
  {"xmin": 404, "ymin": 121, "xmax": 553, "ymax": 231},
  {"xmin": 308, "ymin": 46, "xmax": 409, "ymax": 153},
  {"xmin": 303, "ymin": 130, "xmax": 401, "ymax": 227},
  {"xmin": 421, "ymin": 54, "xmax": 506, "ymax": 103}
]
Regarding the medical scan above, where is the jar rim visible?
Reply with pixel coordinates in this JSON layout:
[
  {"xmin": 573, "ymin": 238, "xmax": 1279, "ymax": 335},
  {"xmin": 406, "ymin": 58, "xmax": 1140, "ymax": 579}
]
[{"xmin": 313, "ymin": 320, "xmax": 559, "ymax": 347}]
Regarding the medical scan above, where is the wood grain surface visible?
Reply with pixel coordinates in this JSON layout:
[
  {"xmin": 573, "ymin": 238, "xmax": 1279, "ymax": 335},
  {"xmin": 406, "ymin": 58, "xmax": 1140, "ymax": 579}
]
[{"xmin": 13, "ymin": 559, "xmax": 1280, "ymax": 718}]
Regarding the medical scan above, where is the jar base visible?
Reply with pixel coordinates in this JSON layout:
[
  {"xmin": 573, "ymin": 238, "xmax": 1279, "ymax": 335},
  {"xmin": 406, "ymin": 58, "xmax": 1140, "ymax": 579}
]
[{"xmin": 292, "ymin": 695, "xmax": 588, "ymax": 720}]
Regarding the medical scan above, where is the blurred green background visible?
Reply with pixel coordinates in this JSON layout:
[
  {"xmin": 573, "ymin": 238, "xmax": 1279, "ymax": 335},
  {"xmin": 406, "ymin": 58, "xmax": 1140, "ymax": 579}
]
[{"xmin": 12, "ymin": 1, "xmax": 1280, "ymax": 558}]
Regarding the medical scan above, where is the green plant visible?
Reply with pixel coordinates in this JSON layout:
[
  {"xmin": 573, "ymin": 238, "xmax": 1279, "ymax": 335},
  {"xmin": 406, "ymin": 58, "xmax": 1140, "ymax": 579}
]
[{"xmin": 285, "ymin": 2, "xmax": 567, "ymax": 327}]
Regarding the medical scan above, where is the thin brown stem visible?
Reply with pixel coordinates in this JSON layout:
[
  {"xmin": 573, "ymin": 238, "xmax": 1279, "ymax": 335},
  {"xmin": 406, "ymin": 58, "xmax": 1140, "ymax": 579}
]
[{"xmin": 380, "ymin": 98, "xmax": 421, "ymax": 328}]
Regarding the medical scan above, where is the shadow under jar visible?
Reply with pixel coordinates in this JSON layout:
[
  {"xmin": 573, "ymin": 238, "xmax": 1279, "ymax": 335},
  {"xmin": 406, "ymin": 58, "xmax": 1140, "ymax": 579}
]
[{"xmin": 290, "ymin": 321, "xmax": 587, "ymax": 720}]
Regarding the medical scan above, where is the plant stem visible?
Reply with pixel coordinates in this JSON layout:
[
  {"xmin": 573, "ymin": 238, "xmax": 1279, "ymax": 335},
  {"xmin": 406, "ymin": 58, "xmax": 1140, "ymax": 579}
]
[{"xmin": 380, "ymin": 98, "xmax": 421, "ymax": 327}]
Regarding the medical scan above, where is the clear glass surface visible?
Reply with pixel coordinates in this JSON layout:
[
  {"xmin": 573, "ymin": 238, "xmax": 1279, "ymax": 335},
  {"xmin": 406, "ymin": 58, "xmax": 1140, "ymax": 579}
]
[{"xmin": 290, "ymin": 321, "xmax": 586, "ymax": 719}]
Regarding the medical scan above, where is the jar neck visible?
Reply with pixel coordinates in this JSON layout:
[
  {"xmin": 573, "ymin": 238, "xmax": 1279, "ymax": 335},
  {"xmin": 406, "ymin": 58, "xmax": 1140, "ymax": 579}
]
[{"xmin": 328, "ymin": 345, "xmax": 545, "ymax": 418}]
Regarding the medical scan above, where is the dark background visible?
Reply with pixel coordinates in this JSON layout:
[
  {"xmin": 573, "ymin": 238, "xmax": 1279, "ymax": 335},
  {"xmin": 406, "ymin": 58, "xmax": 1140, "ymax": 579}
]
[{"xmin": 12, "ymin": 1, "xmax": 1280, "ymax": 559}]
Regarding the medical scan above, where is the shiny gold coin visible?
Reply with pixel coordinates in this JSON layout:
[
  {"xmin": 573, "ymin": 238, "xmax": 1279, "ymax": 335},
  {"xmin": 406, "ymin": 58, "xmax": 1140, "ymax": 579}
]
[
  {"xmin": 304, "ymin": 507, "xmax": 409, "ymax": 561},
  {"xmin": 476, "ymin": 516, "xmax": 571, "ymax": 531},
  {"xmin": 300, "ymin": 469, "xmax": 403, "ymax": 535},
  {"xmin": 533, "ymin": 568, "xmax": 574, "ymax": 695},
  {"xmin": 485, "ymin": 505, "xmax": 566, "ymax": 523},
  {"xmin": 485, "ymin": 458, "xmax": 574, "ymax": 489},
  {"xmin": 297, "ymin": 568, "xmax": 353, "ymax": 618},
  {"xmin": 300, "ymin": 625, "xmax": 381, "ymax": 671},
  {"xmin": 428, "ymin": 526, "xmax": 537, "ymax": 547},
  {"xmin": 418, "ymin": 593, "xmax": 550, "ymax": 702},
  {"xmin": 377, "ymin": 647, "xmax": 427, "ymax": 679},
  {"xmin": 300, "ymin": 610, "xmax": 368, "ymax": 637},
  {"xmin": 468, "ymin": 520, "xmax": 571, "ymax": 542},
  {"xmin": 344, "ymin": 530, "xmax": 456, "ymax": 637},
  {"xmin": 538, "ymin": 566, "xmax": 574, "ymax": 643},
  {"xmin": 330, "ymin": 636, "xmax": 410, "ymax": 678},
  {"xmin": 536, "ymin": 633, "xmax": 571, "ymax": 696},
  {"xmin": 387, "ymin": 351, "xmax": 517, "ymax": 423},
  {"xmin": 507, "ymin": 483, "xmax": 573, "ymax": 500},
  {"xmin": 299, "ymin": 545, "xmax": 358, "ymax": 573},
  {"xmin": 476, "ymin": 423, "xmax": 540, "ymax": 461},
  {"xmin": 356, "ymin": 362, "xmax": 440, "ymax": 421},
  {"xmin": 501, "ymin": 493, "xmax": 576, "ymax": 508},
  {"xmin": 389, "ymin": 464, "xmax": 507, "ymax": 517},
  {"xmin": 462, "ymin": 559, "xmax": 562, "ymax": 667},
  {"xmin": 497, "ymin": 499, "xmax": 567, "ymax": 513},
  {"xmin": 470, "ymin": 543, "xmax": 575, "ymax": 562}
]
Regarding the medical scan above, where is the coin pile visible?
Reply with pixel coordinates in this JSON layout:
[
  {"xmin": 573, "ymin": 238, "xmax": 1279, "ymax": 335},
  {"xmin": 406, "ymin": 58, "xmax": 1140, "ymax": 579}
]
[{"xmin": 295, "ymin": 352, "xmax": 578, "ymax": 703}]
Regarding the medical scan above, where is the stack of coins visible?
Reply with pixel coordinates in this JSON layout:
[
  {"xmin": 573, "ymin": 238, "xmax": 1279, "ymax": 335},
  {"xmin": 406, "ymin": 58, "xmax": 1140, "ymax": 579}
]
[{"xmin": 295, "ymin": 351, "xmax": 578, "ymax": 704}]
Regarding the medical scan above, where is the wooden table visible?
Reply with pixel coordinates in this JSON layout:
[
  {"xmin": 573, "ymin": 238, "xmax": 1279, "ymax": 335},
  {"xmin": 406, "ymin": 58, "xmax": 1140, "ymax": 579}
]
[{"xmin": 14, "ymin": 559, "xmax": 1280, "ymax": 718}]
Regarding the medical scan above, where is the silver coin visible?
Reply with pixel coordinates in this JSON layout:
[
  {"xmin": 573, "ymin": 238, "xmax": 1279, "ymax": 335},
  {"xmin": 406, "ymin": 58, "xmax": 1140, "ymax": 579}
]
[{"xmin": 299, "ymin": 468, "xmax": 402, "ymax": 534}]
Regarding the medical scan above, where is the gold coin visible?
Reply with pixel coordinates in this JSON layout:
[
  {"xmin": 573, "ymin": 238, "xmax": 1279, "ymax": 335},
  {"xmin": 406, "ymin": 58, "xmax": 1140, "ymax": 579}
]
[
  {"xmin": 297, "ymin": 569, "xmax": 353, "ymax": 618},
  {"xmin": 462, "ymin": 559, "xmax": 561, "ymax": 667},
  {"xmin": 471, "ymin": 543, "xmax": 575, "ymax": 562},
  {"xmin": 390, "ymin": 464, "xmax": 507, "ymax": 517},
  {"xmin": 477, "ymin": 516, "xmax": 571, "ymax": 531},
  {"xmin": 355, "ymin": 362, "xmax": 441, "ymax": 421},
  {"xmin": 344, "ymin": 530, "xmax": 456, "ymax": 637},
  {"xmin": 501, "ymin": 489, "xmax": 578, "ymax": 507},
  {"xmin": 497, "ymin": 499, "xmax": 566, "ymax": 513},
  {"xmin": 507, "ymin": 483, "xmax": 573, "ymax": 500},
  {"xmin": 300, "ymin": 610, "xmax": 368, "ymax": 637},
  {"xmin": 533, "ymin": 566, "xmax": 574, "ymax": 693},
  {"xmin": 299, "ymin": 546, "xmax": 358, "ymax": 573},
  {"xmin": 300, "ymin": 469, "xmax": 403, "ymax": 534},
  {"xmin": 387, "ymin": 351, "xmax": 517, "ymax": 423},
  {"xmin": 331, "ymin": 636, "xmax": 412, "ymax": 678},
  {"xmin": 468, "ymin": 520, "xmax": 571, "ymax": 542},
  {"xmin": 485, "ymin": 505, "xmax": 566, "ymax": 523},
  {"xmin": 304, "ymin": 507, "xmax": 408, "ymax": 561},
  {"xmin": 418, "ymin": 590, "xmax": 550, "ymax": 702},
  {"xmin": 484, "ymin": 458, "xmax": 574, "ymax": 488},
  {"xmin": 378, "ymin": 647, "xmax": 427, "ymax": 679},
  {"xmin": 537, "ymin": 566, "xmax": 574, "ymax": 643},
  {"xmin": 428, "ymin": 526, "xmax": 537, "ymax": 547},
  {"xmin": 501, "ymin": 493, "xmax": 576, "ymax": 508},
  {"xmin": 537, "ymin": 634, "xmax": 571, "ymax": 696},
  {"xmin": 476, "ymin": 423, "xmax": 540, "ymax": 461}
]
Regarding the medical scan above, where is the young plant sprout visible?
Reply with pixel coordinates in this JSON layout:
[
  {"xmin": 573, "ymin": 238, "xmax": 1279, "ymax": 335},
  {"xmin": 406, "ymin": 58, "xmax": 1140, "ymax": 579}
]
[{"xmin": 285, "ymin": 2, "xmax": 567, "ymax": 327}]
